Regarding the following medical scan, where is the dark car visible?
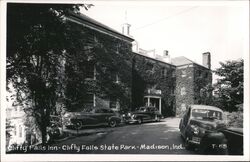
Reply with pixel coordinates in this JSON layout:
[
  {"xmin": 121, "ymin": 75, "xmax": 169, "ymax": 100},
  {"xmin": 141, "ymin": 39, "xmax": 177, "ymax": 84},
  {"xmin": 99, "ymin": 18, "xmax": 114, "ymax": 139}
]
[
  {"xmin": 63, "ymin": 108, "xmax": 122, "ymax": 129},
  {"xmin": 123, "ymin": 106, "xmax": 162, "ymax": 124},
  {"xmin": 179, "ymin": 105, "xmax": 228, "ymax": 154}
]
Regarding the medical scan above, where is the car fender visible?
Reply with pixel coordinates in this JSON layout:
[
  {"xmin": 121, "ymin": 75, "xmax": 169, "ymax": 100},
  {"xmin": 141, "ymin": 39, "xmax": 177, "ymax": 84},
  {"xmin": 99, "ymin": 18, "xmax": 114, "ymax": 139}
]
[
  {"xmin": 134, "ymin": 113, "xmax": 148, "ymax": 119},
  {"xmin": 108, "ymin": 116, "xmax": 121, "ymax": 122},
  {"xmin": 179, "ymin": 119, "xmax": 182, "ymax": 130},
  {"xmin": 199, "ymin": 132, "xmax": 228, "ymax": 153}
]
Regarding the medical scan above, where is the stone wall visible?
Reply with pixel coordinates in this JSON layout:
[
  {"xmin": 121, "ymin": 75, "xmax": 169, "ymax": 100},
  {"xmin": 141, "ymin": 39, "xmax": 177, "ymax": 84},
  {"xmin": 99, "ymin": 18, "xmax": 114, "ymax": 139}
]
[
  {"xmin": 175, "ymin": 64, "xmax": 195, "ymax": 117},
  {"xmin": 65, "ymin": 21, "xmax": 133, "ymax": 112},
  {"xmin": 175, "ymin": 63, "xmax": 213, "ymax": 117},
  {"xmin": 193, "ymin": 64, "xmax": 213, "ymax": 105}
]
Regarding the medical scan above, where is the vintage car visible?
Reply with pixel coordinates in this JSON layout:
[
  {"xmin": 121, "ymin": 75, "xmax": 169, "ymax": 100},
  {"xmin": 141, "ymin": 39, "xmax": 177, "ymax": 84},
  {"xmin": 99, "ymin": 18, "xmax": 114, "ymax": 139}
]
[
  {"xmin": 63, "ymin": 108, "xmax": 122, "ymax": 129},
  {"xmin": 179, "ymin": 105, "xmax": 228, "ymax": 154},
  {"xmin": 123, "ymin": 106, "xmax": 162, "ymax": 124}
]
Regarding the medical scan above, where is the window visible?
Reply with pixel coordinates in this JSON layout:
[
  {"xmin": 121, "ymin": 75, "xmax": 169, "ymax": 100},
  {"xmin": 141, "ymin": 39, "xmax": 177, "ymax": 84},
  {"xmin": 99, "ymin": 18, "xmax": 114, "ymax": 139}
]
[
  {"xmin": 146, "ymin": 63, "xmax": 154, "ymax": 72},
  {"xmin": 95, "ymin": 109, "xmax": 105, "ymax": 113},
  {"xmin": 161, "ymin": 68, "xmax": 167, "ymax": 77},
  {"xmin": 111, "ymin": 72, "xmax": 120, "ymax": 83},
  {"xmin": 83, "ymin": 93, "xmax": 94, "ymax": 106},
  {"xmin": 171, "ymin": 70, "xmax": 176, "ymax": 78},
  {"xmin": 110, "ymin": 97, "xmax": 117, "ymax": 109},
  {"xmin": 181, "ymin": 70, "xmax": 186, "ymax": 77},
  {"xmin": 14, "ymin": 125, "xmax": 17, "ymax": 136},
  {"xmin": 197, "ymin": 70, "xmax": 202, "ymax": 77},
  {"xmin": 204, "ymin": 72, "xmax": 208, "ymax": 78},
  {"xmin": 19, "ymin": 125, "xmax": 22, "ymax": 137},
  {"xmin": 84, "ymin": 61, "xmax": 95, "ymax": 79},
  {"xmin": 181, "ymin": 87, "xmax": 186, "ymax": 95},
  {"xmin": 170, "ymin": 87, "xmax": 175, "ymax": 95},
  {"xmin": 181, "ymin": 104, "xmax": 187, "ymax": 114},
  {"xmin": 116, "ymin": 75, "xmax": 120, "ymax": 83}
]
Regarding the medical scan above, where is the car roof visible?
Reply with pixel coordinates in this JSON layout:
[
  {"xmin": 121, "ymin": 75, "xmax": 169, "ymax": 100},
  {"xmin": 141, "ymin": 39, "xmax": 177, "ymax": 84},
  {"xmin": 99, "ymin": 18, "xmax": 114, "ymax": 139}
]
[
  {"xmin": 189, "ymin": 105, "xmax": 223, "ymax": 112},
  {"xmin": 140, "ymin": 106, "xmax": 156, "ymax": 108}
]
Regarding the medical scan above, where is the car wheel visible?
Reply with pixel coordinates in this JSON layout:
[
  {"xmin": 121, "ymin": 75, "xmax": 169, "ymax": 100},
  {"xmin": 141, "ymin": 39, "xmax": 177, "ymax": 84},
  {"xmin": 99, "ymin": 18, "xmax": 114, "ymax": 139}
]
[
  {"xmin": 74, "ymin": 121, "xmax": 83, "ymax": 130},
  {"xmin": 154, "ymin": 115, "xmax": 160, "ymax": 122},
  {"xmin": 109, "ymin": 120, "xmax": 117, "ymax": 128},
  {"xmin": 137, "ymin": 118, "xmax": 142, "ymax": 124}
]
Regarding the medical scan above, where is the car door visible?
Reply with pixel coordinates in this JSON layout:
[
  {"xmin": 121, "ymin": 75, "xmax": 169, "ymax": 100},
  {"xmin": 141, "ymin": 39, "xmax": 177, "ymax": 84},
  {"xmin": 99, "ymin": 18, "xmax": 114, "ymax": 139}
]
[
  {"xmin": 149, "ymin": 107, "xmax": 157, "ymax": 119},
  {"xmin": 101, "ymin": 109, "xmax": 113, "ymax": 123},
  {"xmin": 93, "ymin": 109, "xmax": 107, "ymax": 125}
]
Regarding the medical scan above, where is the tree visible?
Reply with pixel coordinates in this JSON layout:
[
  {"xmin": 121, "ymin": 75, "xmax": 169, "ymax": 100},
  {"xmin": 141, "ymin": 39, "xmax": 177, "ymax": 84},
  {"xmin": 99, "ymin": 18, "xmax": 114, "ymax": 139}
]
[
  {"xmin": 213, "ymin": 59, "xmax": 243, "ymax": 112},
  {"xmin": 6, "ymin": 3, "xmax": 92, "ymax": 144}
]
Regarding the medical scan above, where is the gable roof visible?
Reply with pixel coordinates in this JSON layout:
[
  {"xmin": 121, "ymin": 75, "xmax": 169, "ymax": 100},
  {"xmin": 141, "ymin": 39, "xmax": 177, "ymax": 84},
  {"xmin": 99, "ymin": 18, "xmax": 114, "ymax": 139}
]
[
  {"xmin": 171, "ymin": 56, "xmax": 210, "ymax": 70},
  {"xmin": 171, "ymin": 56, "xmax": 195, "ymax": 66},
  {"xmin": 67, "ymin": 12, "xmax": 134, "ymax": 42}
]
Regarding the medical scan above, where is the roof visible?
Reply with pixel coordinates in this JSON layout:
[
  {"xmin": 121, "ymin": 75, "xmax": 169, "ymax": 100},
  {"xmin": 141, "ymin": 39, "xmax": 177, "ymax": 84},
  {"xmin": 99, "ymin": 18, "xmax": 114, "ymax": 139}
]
[
  {"xmin": 171, "ymin": 56, "xmax": 196, "ymax": 66},
  {"xmin": 133, "ymin": 52, "xmax": 175, "ymax": 68},
  {"xmin": 190, "ymin": 105, "xmax": 223, "ymax": 112},
  {"xmin": 171, "ymin": 56, "xmax": 210, "ymax": 69},
  {"xmin": 67, "ymin": 12, "xmax": 134, "ymax": 42}
]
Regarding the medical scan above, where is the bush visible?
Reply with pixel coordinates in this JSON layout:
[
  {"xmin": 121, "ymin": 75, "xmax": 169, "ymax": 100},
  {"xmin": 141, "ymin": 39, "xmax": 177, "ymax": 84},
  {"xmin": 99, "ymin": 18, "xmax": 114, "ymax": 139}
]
[{"xmin": 225, "ymin": 110, "xmax": 243, "ymax": 128}]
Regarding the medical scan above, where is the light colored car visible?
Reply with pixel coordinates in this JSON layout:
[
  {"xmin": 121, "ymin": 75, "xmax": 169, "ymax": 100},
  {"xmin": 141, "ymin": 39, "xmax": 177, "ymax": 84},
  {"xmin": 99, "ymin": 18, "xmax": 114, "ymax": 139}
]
[{"xmin": 179, "ymin": 105, "xmax": 228, "ymax": 153}]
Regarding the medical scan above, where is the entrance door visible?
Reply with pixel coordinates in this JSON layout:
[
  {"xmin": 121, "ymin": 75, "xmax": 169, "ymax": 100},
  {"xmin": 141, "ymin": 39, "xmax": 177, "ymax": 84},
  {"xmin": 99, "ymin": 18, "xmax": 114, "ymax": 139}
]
[
  {"xmin": 150, "ymin": 98, "xmax": 160, "ymax": 110},
  {"xmin": 144, "ymin": 96, "xmax": 161, "ymax": 113}
]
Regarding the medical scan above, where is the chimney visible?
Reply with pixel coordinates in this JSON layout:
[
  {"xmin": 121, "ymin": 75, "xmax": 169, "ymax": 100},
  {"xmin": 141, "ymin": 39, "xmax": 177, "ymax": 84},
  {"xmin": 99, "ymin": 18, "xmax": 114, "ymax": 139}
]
[
  {"xmin": 163, "ymin": 50, "xmax": 171, "ymax": 63},
  {"xmin": 122, "ymin": 23, "xmax": 131, "ymax": 36},
  {"xmin": 163, "ymin": 50, "xmax": 169, "ymax": 56},
  {"xmin": 202, "ymin": 52, "xmax": 211, "ymax": 69}
]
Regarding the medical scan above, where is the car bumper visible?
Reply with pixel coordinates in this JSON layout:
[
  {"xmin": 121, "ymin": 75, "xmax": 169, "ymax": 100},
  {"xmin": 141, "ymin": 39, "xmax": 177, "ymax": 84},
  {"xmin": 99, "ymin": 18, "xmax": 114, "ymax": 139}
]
[
  {"xmin": 124, "ymin": 118, "xmax": 138, "ymax": 124},
  {"xmin": 189, "ymin": 136, "xmax": 201, "ymax": 145}
]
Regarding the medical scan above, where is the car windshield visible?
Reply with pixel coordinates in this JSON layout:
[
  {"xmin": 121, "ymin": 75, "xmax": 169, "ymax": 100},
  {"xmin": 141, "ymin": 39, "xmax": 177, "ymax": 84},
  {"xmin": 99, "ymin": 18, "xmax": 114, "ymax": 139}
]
[
  {"xmin": 82, "ymin": 108, "xmax": 94, "ymax": 113},
  {"xmin": 136, "ymin": 107, "xmax": 147, "ymax": 112},
  {"xmin": 191, "ymin": 109, "xmax": 222, "ymax": 120}
]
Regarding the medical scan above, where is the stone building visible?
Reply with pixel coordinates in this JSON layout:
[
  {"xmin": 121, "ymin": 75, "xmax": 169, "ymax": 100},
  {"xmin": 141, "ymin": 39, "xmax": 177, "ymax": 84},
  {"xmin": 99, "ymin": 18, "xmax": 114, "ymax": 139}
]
[
  {"xmin": 64, "ymin": 12, "xmax": 134, "ymax": 112},
  {"xmin": 132, "ymin": 52, "xmax": 176, "ymax": 117},
  {"xmin": 172, "ymin": 53, "xmax": 212, "ymax": 116}
]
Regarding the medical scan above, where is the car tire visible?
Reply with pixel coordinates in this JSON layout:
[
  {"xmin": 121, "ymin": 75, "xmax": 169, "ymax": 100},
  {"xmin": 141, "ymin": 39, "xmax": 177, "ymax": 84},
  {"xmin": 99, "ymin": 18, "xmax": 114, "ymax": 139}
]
[
  {"xmin": 137, "ymin": 118, "xmax": 142, "ymax": 124},
  {"xmin": 74, "ymin": 121, "xmax": 83, "ymax": 130},
  {"xmin": 109, "ymin": 120, "xmax": 117, "ymax": 128},
  {"xmin": 154, "ymin": 115, "xmax": 160, "ymax": 122}
]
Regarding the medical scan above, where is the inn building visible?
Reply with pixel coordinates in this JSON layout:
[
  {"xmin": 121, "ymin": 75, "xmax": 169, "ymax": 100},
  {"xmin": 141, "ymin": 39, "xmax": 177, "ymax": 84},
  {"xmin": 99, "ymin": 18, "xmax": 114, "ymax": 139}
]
[{"xmin": 6, "ymin": 9, "xmax": 213, "ymax": 147}]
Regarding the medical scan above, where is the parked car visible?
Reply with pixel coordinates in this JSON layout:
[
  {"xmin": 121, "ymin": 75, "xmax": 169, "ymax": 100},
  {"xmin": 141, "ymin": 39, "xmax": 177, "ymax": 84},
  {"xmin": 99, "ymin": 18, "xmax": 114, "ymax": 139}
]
[
  {"xmin": 123, "ymin": 106, "xmax": 162, "ymax": 124},
  {"xmin": 179, "ymin": 105, "xmax": 228, "ymax": 154},
  {"xmin": 63, "ymin": 108, "xmax": 122, "ymax": 129}
]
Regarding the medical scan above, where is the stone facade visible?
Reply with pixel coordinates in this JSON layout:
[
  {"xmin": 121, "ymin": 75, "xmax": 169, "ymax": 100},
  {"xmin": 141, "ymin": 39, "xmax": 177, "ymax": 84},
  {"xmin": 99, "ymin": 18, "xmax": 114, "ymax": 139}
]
[
  {"xmin": 64, "ymin": 13, "xmax": 134, "ymax": 113},
  {"xmin": 174, "ymin": 63, "xmax": 212, "ymax": 117},
  {"xmin": 65, "ymin": 13, "xmax": 213, "ymax": 117},
  {"xmin": 132, "ymin": 53, "xmax": 176, "ymax": 117}
]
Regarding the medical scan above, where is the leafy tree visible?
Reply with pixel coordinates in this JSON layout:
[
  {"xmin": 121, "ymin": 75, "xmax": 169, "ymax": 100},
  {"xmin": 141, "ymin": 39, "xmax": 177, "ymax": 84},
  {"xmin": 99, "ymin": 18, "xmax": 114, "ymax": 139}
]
[
  {"xmin": 6, "ymin": 3, "xmax": 92, "ymax": 144},
  {"xmin": 213, "ymin": 59, "xmax": 243, "ymax": 112}
]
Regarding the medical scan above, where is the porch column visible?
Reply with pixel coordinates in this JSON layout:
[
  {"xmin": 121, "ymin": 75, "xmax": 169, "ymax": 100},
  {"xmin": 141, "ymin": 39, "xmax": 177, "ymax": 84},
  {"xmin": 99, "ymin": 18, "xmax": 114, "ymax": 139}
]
[
  {"xmin": 147, "ymin": 97, "xmax": 150, "ymax": 106},
  {"xmin": 159, "ymin": 98, "xmax": 162, "ymax": 114}
]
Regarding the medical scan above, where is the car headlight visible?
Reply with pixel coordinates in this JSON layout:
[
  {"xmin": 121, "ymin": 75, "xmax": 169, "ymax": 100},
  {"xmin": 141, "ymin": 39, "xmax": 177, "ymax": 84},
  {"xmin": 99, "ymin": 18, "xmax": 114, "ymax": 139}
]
[
  {"xmin": 190, "ymin": 125, "xmax": 199, "ymax": 135},
  {"xmin": 64, "ymin": 113, "xmax": 71, "ymax": 118},
  {"xmin": 128, "ymin": 113, "xmax": 131, "ymax": 117},
  {"xmin": 131, "ymin": 114, "xmax": 135, "ymax": 119}
]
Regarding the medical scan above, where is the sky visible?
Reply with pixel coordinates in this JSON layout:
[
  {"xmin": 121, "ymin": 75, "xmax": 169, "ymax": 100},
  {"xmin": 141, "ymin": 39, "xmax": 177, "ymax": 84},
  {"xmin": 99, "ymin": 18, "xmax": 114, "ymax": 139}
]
[{"xmin": 81, "ymin": 0, "xmax": 249, "ymax": 82}]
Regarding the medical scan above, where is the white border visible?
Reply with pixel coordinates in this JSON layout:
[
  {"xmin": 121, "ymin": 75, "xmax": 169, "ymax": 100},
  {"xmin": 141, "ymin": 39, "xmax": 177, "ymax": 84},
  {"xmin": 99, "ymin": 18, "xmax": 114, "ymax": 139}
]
[{"xmin": 1, "ymin": 0, "xmax": 249, "ymax": 161}]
